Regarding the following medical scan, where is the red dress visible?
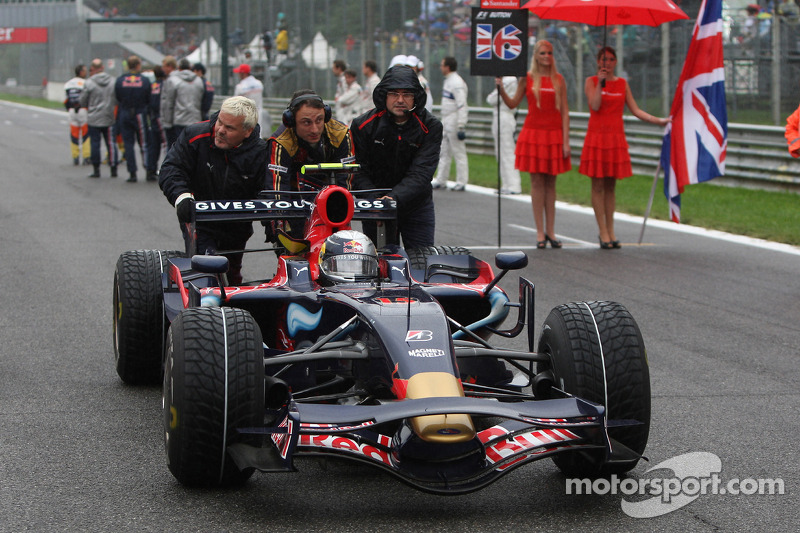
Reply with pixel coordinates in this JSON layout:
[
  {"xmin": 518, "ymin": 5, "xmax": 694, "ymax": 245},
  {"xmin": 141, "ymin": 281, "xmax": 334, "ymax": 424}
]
[
  {"xmin": 579, "ymin": 76, "xmax": 632, "ymax": 179},
  {"xmin": 515, "ymin": 74, "xmax": 571, "ymax": 175}
]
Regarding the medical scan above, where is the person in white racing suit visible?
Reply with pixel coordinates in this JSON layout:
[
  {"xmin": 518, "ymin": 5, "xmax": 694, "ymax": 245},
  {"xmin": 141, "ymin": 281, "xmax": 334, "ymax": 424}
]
[
  {"xmin": 486, "ymin": 76, "xmax": 522, "ymax": 195},
  {"xmin": 64, "ymin": 64, "xmax": 90, "ymax": 165},
  {"xmin": 233, "ymin": 63, "xmax": 267, "ymax": 138},
  {"xmin": 357, "ymin": 60, "xmax": 381, "ymax": 116},
  {"xmin": 410, "ymin": 58, "xmax": 434, "ymax": 115},
  {"xmin": 335, "ymin": 69, "xmax": 362, "ymax": 125},
  {"xmin": 432, "ymin": 56, "xmax": 469, "ymax": 191}
]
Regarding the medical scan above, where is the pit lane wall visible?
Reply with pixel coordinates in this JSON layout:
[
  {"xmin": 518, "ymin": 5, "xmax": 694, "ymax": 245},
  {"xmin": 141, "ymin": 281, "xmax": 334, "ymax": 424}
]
[{"xmin": 271, "ymin": 97, "xmax": 800, "ymax": 194}]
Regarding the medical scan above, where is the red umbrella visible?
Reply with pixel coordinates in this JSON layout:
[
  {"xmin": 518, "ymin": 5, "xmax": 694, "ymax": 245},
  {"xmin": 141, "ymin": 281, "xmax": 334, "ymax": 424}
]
[
  {"xmin": 522, "ymin": 0, "xmax": 689, "ymax": 47},
  {"xmin": 522, "ymin": 0, "xmax": 689, "ymax": 27}
]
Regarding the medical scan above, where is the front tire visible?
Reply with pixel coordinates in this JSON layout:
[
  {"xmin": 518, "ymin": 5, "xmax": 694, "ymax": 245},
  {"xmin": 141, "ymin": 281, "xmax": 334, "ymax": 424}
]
[
  {"xmin": 113, "ymin": 250, "xmax": 182, "ymax": 385},
  {"xmin": 537, "ymin": 301, "xmax": 650, "ymax": 477},
  {"xmin": 406, "ymin": 245, "xmax": 472, "ymax": 271},
  {"xmin": 163, "ymin": 307, "xmax": 265, "ymax": 487}
]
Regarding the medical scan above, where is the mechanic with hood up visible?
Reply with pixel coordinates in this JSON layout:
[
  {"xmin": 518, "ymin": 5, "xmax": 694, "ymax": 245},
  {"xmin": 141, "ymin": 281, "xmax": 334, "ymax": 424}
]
[
  {"xmin": 158, "ymin": 96, "xmax": 267, "ymax": 285},
  {"xmin": 349, "ymin": 65, "xmax": 443, "ymax": 249}
]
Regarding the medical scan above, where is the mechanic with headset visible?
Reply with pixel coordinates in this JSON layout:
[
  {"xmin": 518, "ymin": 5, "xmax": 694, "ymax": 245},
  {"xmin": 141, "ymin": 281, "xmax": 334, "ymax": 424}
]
[
  {"xmin": 348, "ymin": 65, "xmax": 443, "ymax": 249},
  {"xmin": 265, "ymin": 89, "xmax": 355, "ymax": 239},
  {"xmin": 158, "ymin": 96, "xmax": 267, "ymax": 285}
]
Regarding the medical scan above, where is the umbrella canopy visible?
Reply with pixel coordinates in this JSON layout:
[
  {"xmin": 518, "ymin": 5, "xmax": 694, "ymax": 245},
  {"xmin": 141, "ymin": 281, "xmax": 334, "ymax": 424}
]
[{"xmin": 522, "ymin": 0, "xmax": 689, "ymax": 28}]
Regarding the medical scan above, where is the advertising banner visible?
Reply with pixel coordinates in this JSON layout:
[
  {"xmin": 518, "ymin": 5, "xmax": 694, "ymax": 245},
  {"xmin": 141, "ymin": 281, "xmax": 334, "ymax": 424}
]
[{"xmin": 0, "ymin": 27, "xmax": 48, "ymax": 44}]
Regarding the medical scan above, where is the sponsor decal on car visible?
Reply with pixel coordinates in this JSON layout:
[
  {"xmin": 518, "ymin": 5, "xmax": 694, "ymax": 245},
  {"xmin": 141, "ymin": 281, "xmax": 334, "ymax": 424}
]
[
  {"xmin": 194, "ymin": 198, "xmax": 395, "ymax": 212},
  {"xmin": 354, "ymin": 198, "xmax": 394, "ymax": 209},
  {"xmin": 195, "ymin": 199, "xmax": 310, "ymax": 210},
  {"xmin": 300, "ymin": 421, "xmax": 376, "ymax": 433},
  {"xmin": 270, "ymin": 415, "xmax": 294, "ymax": 460},
  {"xmin": 405, "ymin": 330, "xmax": 433, "ymax": 342},
  {"xmin": 478, "ymin": 426, "xmax": 580, "ymax": 470},
  {"xmin": 373, "ymin": 296, "xmax": 417, "ymax": 305},
  {"xmin": 299, "ymin": 433, "xmax": 392, "ymax": 466},
  {"xmin": 408, "ymin": 348, "xmax": 445, "ymax": 358}
]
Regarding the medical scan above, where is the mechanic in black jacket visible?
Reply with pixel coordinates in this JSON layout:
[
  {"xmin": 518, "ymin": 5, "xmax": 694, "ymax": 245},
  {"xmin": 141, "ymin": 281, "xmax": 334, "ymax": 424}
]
[
  {"xmin": 349, "ymin": 65, "xmax": 443, "ymax": 249},
  {"xmin": 115, "ymin": 55, "xmax": 151, "ymax": 183},
  {"xmin": 158, "ymin": 96, "xmax": 268, "ymax": 285}
]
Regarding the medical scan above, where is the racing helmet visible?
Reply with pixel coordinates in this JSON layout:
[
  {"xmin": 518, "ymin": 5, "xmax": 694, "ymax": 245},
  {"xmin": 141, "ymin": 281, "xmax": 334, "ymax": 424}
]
[{"xmin": 319, "ymin": 230, "xmax": 378, "ymax": 283}]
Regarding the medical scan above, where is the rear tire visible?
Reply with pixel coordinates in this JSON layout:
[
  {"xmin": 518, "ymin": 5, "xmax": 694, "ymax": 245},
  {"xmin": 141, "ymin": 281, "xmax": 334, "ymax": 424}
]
[
  {"xmin": 537, "ymin": 301, "xmax": 650, "ymax": 477},
  {"xmin": 113, "ymin": 250, "xmax": 183, "ymax": 385},
  {"xmin": 163, "ymin": 307, "xmax": 265, "ymax": 487}
]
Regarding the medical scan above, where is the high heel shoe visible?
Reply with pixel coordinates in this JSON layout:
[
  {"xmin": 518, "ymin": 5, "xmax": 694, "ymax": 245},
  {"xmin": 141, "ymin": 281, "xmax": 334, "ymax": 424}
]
[
  {"xmin": 611, "ymin": 240, "xmax": 621, "ymax": 249},
  {"xmin": 545, "ymin": 235, "xmax": 562, "ymax": 249},
  {"xmin": 536, "ymin": 240, "xmax": 547, "ymax": 249},
  {"xmin": 599, "ymin": 237, "xmax": 614, "ymax": 250}
]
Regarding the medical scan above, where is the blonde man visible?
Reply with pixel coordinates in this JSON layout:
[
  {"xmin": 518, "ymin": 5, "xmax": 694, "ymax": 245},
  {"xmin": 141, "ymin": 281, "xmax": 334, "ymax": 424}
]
[{"xmin": 158, "ymin": 96, "xmax": 267, "ymax": 284}]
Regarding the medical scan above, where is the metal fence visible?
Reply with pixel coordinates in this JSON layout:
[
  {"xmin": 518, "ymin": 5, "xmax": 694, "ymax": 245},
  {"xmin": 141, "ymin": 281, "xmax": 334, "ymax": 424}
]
[
  {"xmin": 257, "ymin": 96, "xmax": 800, "ymax": 192},
  {"xmin": 3, "ymin": 0, "xmax": 800, "ymax": 188},
  {"xmin": 211, "ymin": 0, "xmax": 800, "ymax": 127},
  {"xmin": 2, "ymin": 1, "xmax": 800, "ymax": 125}
]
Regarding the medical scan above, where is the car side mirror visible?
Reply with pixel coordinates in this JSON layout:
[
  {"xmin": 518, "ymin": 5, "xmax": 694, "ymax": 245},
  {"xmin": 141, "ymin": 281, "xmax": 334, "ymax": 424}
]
[
  {"xmin": 495, "ymin": 251, "xmax": 528, "ymax": 271},
  {"xmin": 191, "ymin": 255, "xmax": 229, "ymax": 274},
  {"xmin": 483, "ymin": 251, "xmax": 528, "ymax": 297}
]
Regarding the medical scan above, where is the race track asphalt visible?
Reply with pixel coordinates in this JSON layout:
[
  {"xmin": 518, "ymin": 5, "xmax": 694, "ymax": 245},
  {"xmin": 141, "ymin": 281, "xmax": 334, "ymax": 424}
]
[{"xmin": 0, "ymin": 100, "xmax": 797, "ymax": 532}]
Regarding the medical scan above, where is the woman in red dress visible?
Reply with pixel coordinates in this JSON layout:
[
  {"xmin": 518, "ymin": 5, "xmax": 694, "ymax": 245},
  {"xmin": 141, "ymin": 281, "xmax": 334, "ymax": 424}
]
[
  {"xmin": 496, "ymin": 39, "xmax": 570, "ymax": 249},
  {"xmin": 581, "ymin": 46, "xmax": 670, "ymax": 249}
]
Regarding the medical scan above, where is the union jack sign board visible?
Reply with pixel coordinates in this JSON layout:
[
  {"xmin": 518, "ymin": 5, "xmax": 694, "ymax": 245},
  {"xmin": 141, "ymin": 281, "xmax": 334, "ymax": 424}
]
[{"xmin": 470, "ymin": 8, "xmax": 528, "ymax": 77}]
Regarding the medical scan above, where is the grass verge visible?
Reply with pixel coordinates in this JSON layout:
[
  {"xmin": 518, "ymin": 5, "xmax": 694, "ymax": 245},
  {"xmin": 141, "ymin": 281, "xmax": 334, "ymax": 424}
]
[
  {"xmin": 0, "ymin": 92, "xmax": 65, "ymax": 110},
  {"xmin": 462, "ymin": 153, "xmax": 800, "ymax": 246}
]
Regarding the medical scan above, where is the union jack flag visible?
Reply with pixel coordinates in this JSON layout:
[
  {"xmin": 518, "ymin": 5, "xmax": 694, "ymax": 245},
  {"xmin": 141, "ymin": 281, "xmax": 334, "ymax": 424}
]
[
  {"xmin": 476, "ymin": 24, "xmax": 493, "ymax": 59},
  {"xmin": 660, "ymin": 0, "xmax": 727, "ymax": 223},
  {"xmin": 493, "ymin": 25, "xmax": 523, "ymax": 61}
]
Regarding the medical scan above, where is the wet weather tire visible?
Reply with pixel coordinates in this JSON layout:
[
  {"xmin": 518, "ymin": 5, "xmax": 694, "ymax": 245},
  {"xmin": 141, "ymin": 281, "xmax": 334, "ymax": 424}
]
[
  {"xmin": 537, "ymin": 301, "xmax": 650, "ymax": 477},
  {"xmin": 113, "ymin": 250, "xmax": 183, "ymax": 385},
  {"xmin": 163, "ymin": 307, "xmax": 265, "ymax": 487},
  {"xmin": 406, "ymin": 245, "xmax": 472, "ymax": 271}
]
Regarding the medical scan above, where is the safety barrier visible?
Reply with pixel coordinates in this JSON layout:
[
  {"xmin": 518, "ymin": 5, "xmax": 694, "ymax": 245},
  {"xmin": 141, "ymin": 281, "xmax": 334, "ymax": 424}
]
[
  {"xmin": 459, "ymin": 106, "xmax": 800, "ymax": 193},
  {"xmin": 239, "ymin": 95, "xmax": 800, "ymax": 193}
]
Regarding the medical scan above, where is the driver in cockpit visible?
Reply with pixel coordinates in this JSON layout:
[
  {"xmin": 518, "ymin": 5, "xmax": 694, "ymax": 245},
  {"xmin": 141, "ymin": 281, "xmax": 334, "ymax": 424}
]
[{"xmin": 317, "ymin": 230, "xmax": 379, "ymax": 285}]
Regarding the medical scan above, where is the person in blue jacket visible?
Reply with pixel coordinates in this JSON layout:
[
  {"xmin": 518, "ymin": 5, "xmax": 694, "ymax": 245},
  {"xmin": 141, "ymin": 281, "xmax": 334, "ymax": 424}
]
[{"xmin": 115, "ymin": 55, "xmax": 151, "ymax": 182}]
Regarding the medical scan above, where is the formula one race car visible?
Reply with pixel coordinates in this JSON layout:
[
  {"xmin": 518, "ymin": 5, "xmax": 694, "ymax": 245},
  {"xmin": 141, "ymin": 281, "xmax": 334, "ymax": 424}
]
[{"xmin": 112, "ymin": 164, "xmax": 651, "ymax": 494}]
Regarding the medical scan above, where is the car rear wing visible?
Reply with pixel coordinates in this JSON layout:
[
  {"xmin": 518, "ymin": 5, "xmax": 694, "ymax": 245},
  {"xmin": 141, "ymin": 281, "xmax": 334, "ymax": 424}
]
[
  {"xmin": 192, "ymin": 190, "xmax": 397, "ymax": 223},
  {"xmin": 192, "ymin": 163, "xmax": 396, "ymax": 223}
]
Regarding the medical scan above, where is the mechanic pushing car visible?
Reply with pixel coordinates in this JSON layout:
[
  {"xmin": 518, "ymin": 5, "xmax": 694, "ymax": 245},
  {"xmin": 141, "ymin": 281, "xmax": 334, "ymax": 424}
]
[
  {"xmin": 265, "ymin": 89, "xmax": 355, "ymax": 241},
  {"xmin": 348, "ymin": 65, "xmax": 443, "ymax": 249},
  {"xmin": 158, "ymin": 95, "xmax": 267, "ymax": 285}
]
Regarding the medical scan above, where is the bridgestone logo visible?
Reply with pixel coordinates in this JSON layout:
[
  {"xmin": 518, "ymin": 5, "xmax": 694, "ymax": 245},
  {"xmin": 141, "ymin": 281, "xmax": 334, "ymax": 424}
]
[{"xmin": 408, "ymin": 348, "xmax": 445, "ymax": 358}]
